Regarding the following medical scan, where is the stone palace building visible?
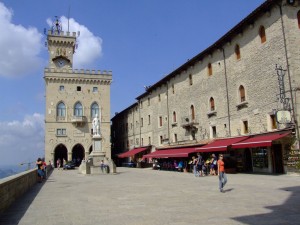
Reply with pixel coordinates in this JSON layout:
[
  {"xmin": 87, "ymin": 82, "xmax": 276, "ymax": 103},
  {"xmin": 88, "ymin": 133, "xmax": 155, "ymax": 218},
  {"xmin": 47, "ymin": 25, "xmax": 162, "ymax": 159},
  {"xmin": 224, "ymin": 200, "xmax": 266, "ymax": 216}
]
[
  {"xmin": 44, "ymin": 19, "xmax": 112, "ymax": 166},
  {"xmin": 111, "ymin": 0, "xmax": 300, "ymax": 174}
]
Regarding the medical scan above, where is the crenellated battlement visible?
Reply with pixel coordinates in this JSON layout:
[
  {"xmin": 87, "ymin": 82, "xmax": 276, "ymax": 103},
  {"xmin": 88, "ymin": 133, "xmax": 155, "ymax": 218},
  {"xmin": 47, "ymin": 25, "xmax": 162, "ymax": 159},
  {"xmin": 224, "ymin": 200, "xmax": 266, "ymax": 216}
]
[
  {"xmin": 47, "ymin": 30, "xmax": 77, "ymax": 37},
  {"xmin": 44, "ymin": 67, "xmax": 112, "ymax": 76}
]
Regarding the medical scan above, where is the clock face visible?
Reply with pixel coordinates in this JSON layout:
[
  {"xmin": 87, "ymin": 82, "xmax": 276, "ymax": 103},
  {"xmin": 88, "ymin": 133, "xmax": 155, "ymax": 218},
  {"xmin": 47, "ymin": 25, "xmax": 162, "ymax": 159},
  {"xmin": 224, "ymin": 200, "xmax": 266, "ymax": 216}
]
[{"xmin": 56, "ymin": 59, "xmax": 66, "ymax": 68}]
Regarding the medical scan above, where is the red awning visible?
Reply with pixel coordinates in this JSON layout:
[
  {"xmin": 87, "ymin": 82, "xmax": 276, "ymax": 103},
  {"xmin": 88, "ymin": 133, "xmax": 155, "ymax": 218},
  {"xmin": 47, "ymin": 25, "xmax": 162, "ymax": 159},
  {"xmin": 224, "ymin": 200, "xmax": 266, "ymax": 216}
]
[
  {"xmin": 195, "ymin": 136, "xmax": 249, "ymax": 152},
  {"xmin": 118, "ymin": 147, "xmax": 148, "ymax": 158},
  {"xmin": 231, "ymin": 132, "xmax": 291, "ymax": 149},
  {"xmin": 142, "ymin": 147, "xmax": 196, "ymax": 159}
]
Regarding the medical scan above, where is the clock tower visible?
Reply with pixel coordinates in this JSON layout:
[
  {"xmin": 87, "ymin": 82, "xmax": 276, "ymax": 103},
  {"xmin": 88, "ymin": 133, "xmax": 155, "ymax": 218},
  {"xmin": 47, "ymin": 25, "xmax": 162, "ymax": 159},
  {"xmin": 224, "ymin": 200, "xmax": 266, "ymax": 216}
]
[
  {"xmin": 44, "ymin": 17, "xmax": 114, "ymax": 173},
  {"xmin": 47, "ymin": 18, "xmax": 75, "ymax": 69}
]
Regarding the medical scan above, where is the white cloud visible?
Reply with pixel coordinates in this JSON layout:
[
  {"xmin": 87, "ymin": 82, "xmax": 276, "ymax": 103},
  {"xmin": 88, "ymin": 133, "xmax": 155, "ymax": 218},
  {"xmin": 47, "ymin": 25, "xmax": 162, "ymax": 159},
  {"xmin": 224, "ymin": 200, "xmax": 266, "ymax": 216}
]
[
  {"xmin": 0, "ymin": 113, "xmax": 45, "ymax": 166},
  {"xmin": 47, "ymin": 16, "xmax": 102, "ymax": 69},
  {"xmin": 0, "ymin": 2, "xmax": 43, "ymax": 78}
]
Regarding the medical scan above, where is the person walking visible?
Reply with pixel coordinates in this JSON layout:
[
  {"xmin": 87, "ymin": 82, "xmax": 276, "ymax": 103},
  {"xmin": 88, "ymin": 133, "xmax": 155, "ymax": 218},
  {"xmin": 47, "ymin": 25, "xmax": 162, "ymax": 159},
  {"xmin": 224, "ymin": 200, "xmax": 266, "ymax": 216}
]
[
  {"xmin": 57, "ymin": 158, "xmax": 61, "ymax": 170},
  {"xmin": 217, "ymin": 154, "xmax": 227, "ymax": 193}
]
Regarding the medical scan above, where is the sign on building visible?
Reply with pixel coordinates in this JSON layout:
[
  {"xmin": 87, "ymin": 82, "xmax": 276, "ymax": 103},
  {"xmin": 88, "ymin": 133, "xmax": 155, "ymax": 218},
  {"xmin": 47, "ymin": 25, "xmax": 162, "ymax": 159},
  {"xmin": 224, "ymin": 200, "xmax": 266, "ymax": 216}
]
[{"xmin": 276, "ymin": 110, "xmax": 292, "ymax": 124}]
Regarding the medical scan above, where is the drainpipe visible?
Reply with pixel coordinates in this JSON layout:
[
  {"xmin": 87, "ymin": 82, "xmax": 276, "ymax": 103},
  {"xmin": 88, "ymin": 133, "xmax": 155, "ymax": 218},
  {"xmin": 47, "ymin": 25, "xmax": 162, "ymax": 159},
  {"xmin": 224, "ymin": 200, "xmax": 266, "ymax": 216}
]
[
  {"xmin": 166, "ymin": 82, "xmax": 171, "ymax": 145},
  {"xmin": 222, "ymin": 48, "xmax": 231, "ymax": 137},
  {"xmin": 132, "ymin": 106, "xmax": 135, "ymax": 147},
  {"xmin": 138, "ymin": 100, "xmax": 142, "ymax": 146},
  {"xmin": 278, "ymin": 3, "xmax": 299, "ymax": 141}
]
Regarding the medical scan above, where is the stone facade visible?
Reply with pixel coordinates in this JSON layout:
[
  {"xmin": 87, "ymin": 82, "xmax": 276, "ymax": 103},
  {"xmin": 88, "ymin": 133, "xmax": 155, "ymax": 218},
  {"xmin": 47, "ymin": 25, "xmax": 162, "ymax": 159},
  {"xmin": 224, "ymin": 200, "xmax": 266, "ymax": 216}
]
[
  {"xmin": 44, "ymin": 26, "xmax": 112, "ymax": 165},
  {"xmin": 111, "ymin": 0, "xmax": 300, "ymax": 170}
]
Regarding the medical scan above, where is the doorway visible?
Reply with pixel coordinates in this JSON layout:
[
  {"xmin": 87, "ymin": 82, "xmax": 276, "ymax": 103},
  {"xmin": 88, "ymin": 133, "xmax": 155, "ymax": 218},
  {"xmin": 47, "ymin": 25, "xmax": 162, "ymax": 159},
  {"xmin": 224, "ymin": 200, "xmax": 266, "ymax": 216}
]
[
  {"xmin": 244, "ymin": 148, "xmax": 253, "ymax": 172},
  {"xmin": 54, "ymin": 144, "xmax": 68, "ymax": 167},
  {"xmin": 272, "ymin": 144, "xmax": 284, "ymax": 174},
  {"xmin": 72, "ymin": 144, "xmax": 85, "ymax": 166}
]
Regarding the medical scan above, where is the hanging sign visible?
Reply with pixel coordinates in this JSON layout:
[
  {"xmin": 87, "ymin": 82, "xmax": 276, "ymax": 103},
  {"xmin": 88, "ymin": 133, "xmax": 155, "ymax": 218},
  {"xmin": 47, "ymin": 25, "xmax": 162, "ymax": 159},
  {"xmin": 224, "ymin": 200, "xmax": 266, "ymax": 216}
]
[{"xmin": 276, "ymin": 110, "xmax": 292, "ymax": 124}]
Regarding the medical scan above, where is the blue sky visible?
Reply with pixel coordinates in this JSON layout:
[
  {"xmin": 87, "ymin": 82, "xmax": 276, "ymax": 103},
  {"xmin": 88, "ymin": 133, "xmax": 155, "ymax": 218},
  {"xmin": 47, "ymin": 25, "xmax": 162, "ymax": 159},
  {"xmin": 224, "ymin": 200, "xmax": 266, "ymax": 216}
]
[{"xmin": 0, "ymin": 0, "xmax": 264, "ymax": 166}]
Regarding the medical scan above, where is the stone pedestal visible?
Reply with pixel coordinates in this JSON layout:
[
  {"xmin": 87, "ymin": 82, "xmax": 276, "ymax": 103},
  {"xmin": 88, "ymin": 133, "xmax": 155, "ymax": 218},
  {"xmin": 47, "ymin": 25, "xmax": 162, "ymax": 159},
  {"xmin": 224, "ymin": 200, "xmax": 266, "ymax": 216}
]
[
  {"xmin": 78, "ymin": 160, "xmax": 90, "ymax": 174},
  {"xmin": 79, "ymin": 134, "xmax": 117, "ymax": 174}
]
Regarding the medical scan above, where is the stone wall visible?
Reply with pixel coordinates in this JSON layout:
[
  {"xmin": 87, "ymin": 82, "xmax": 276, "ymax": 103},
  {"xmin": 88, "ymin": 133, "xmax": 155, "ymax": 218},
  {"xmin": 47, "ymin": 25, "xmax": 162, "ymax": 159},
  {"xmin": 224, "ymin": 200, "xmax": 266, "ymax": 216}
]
[
  {"xmin": 0, "ymin": 169, "xmax": 38, "ymax": 213},
  {"xmin": 0, "ymin": 166, "xmax": 53, "ymax": 214},
  {"xmin": 111, "ymin": 2, "xmax": 300, "ymax": 155}
]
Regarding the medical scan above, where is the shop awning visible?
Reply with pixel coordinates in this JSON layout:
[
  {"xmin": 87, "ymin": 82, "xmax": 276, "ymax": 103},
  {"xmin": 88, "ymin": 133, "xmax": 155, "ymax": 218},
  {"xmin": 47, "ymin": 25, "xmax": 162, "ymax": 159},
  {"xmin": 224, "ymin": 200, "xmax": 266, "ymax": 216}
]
[
  {"xmin": 195, "ymin": 136, "xmax": 249, "ymax": 152},
  {"xmin": 118, "ymin": 147, "xmax": 148, "ymax": 158},
  {"xmin": 231, "ymin": 131, "xmax": 291, "ymax": 149},
  {"xmin": 142, "ymin": 147, "xmax": 196, "ymax": 159}
]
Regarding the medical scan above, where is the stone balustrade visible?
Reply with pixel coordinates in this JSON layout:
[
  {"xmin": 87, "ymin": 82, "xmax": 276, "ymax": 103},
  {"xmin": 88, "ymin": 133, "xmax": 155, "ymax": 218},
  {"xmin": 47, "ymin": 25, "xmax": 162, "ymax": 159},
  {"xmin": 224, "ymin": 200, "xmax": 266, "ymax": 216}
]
[{"xmin": 0, "ymin": 166, "xmax": 52, "ymax": 214}]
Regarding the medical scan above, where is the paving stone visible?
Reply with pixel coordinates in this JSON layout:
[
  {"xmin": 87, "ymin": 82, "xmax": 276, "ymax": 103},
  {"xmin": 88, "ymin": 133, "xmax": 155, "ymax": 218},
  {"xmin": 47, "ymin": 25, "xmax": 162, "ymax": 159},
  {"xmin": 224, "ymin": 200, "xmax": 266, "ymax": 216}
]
[{"xmin": 0, "ymin": 168, "xmax": 299, "ymax": 225}]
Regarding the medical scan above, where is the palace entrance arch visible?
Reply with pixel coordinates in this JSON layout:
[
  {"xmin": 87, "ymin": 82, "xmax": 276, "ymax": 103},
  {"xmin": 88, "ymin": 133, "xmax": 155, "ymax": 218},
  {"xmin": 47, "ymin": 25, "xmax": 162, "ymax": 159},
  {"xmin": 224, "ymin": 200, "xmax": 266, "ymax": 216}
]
[
  {"xmin": 72, "ymin": 144, "xmax": 85, "ymax": 166},
  {"xmin": 54, "ymin": 144, "xmax": 68, "ymax": 167}
]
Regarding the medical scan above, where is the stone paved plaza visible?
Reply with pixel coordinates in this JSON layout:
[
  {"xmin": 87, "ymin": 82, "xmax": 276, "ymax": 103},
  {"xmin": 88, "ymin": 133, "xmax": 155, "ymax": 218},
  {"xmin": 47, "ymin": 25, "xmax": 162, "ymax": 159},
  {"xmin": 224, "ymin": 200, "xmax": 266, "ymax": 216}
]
[{"xmin": 0, "ymin": 167, "xmax": 300, "ymax": 225}]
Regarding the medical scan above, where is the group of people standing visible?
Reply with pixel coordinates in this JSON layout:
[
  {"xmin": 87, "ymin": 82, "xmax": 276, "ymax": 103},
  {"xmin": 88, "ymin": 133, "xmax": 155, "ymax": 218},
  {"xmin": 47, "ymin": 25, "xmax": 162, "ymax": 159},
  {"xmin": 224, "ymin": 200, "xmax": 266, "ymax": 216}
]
[
  {"xmin": 191, "ymin": 153, "xmax": 218, "ymax": 176},
  {"xmin": 192, "ymin": 153, "xmax": 227, "ymax": 193},
  {"xmin": 36, "ymin": 158, "xmax": 48, "ymax": 183}
]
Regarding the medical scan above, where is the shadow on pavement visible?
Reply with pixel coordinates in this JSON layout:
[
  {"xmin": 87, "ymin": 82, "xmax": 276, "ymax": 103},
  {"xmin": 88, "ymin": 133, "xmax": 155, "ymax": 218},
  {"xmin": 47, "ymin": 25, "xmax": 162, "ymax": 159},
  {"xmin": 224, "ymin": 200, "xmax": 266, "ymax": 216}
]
[
  {"xmin": 232, "ymin": 186, "xmax": 300, "ymax": 225},
  {"xmin": 224, "ymin": 188, "xmax": 234, "ymax": 193},
  {"xmin": 0, "ymin": 170, "xmax": 53, "ymax": 225}
]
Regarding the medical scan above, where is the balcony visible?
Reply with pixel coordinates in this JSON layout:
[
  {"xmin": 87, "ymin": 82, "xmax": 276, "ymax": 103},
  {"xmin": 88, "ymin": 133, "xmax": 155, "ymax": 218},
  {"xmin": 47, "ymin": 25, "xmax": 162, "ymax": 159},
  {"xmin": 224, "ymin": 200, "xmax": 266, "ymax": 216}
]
[
  {"xmin": 71, "ymin": 116, "xmax": 87, "ymax": 126},
  {"xmin": 207, "ymin": 110, "xmax": 217, "ymax": 118},
  {"xmin": 171, "ymin": 122, "xmax": 178, "ymax": 127},
  {"xmin": 181, "ymin": 116, "xmax": 199, "ymax": 128},
  {"xmin": 236, "ymin": 101, "xmax": 248, "ymax": 110}
]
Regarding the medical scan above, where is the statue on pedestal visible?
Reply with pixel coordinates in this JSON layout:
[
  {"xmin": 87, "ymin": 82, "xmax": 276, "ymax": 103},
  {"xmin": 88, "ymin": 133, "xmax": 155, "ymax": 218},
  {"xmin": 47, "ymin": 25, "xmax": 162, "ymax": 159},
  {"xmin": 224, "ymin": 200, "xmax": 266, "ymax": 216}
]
[{"xmin": 92, "ymin": 114, "xmax": 100, "ymax": 136}]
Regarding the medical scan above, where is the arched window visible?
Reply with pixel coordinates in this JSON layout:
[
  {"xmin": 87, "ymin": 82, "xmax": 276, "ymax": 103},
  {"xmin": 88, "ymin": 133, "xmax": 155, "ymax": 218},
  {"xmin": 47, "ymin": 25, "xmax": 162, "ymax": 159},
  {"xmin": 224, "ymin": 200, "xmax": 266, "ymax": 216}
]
[
  {"xmin": 74, "ymin": 102, "xmax": 83, "ymax": 116},
  {"xmin": 91, "ymin": 102, "xmax": 99, "ymax": 118},
  {"xmin": 57, "ymin": 102, "xmax": 66, "ymax": 117},
  {"xmin": 210, "ymin": 97, "xmax": 215, "ymax": 111},
  {"xmin": 298, "ymin": 11, "xmax": 300, "ymax": 29},
  {"xmin": 189, "ymin": 74, "xmax": 193, "ymax": 85},
  {"xmin": 235, "ymin": 44, "xmax": 241, "ymax": 60},
  {"xmin": 173, "ymin": 111, "xmax": 177, "ymax": 123},
  {"xmin": 191, "ymin": 105, "xmax": 195, "ymax": 121},
  {"xmin": 239, "ymin": 85, "xmax": 246, "ymax": 102},
  {"xmin": 259, "ymin": 26, "xmax": 266, "ymax": 43},
  {"xmin": 208, "ymin": 63, "xmax": 213, "ymax": 76}
]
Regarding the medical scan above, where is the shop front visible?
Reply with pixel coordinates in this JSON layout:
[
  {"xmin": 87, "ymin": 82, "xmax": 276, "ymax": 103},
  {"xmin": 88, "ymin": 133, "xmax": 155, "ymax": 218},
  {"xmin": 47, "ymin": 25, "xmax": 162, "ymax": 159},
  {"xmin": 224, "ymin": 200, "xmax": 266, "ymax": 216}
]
[
  {"xmin": 232, "ymin": 131, "xmax": 291, "ymax": 174},
  {"xmin": 195, "ymin": 136, "xmax": 250, "ymax": 174},
  {"xmin": 117, "ymin": 147, "xmax": 151, "ymax": 167}
]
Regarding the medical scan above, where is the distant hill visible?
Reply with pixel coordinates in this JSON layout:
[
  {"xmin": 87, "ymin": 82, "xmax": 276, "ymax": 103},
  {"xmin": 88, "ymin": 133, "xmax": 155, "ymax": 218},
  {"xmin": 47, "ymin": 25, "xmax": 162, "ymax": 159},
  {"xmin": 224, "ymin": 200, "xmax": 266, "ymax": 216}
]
[
  {"xmin": 0, "ymin": 168, "xmax": 17, "ymax": 179},
  {"xmin": 0, "ymin": 165, "xmax": 32, "ymax": 179}
]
